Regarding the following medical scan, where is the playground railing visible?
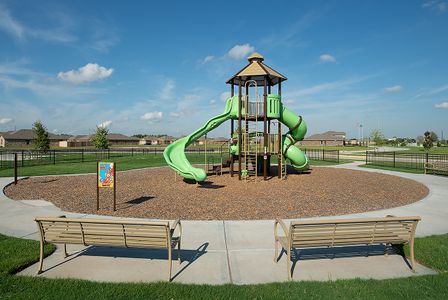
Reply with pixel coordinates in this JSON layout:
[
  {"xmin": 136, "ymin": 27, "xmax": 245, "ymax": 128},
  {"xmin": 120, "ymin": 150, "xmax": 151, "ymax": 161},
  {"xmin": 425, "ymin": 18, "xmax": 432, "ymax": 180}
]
[
  {"xmin": 302, "ymin": 149, "xmax": 339, "ymax": 163},
  {"xmin": 365, "ymin": 151, "xmax": 448, "ymax": 171}
]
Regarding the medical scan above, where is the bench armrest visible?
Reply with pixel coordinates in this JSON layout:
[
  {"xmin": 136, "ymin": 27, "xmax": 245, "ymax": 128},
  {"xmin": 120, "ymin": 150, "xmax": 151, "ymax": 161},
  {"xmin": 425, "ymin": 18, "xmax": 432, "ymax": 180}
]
[
  {"xmin": 274, "ymin": 218, "xmax": 288, "ymax": 240},
  {"xmin": 171, "ymin": 219, "xmax": 182, "ymax": 239}
]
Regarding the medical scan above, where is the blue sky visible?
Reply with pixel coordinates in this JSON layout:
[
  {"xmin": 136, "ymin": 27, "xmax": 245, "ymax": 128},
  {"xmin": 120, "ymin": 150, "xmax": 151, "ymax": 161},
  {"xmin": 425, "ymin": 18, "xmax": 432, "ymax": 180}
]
[{"xmin": 0, "ymin": 0, "xmax": 447, "ymax": 139}]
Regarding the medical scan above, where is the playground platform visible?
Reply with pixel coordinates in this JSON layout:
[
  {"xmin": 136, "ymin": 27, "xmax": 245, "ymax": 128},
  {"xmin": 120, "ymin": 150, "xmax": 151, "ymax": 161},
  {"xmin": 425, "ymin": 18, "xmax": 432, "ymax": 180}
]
[{"xmin": 1, "ymin": 163, "xmax": 446, "ymax": 284}]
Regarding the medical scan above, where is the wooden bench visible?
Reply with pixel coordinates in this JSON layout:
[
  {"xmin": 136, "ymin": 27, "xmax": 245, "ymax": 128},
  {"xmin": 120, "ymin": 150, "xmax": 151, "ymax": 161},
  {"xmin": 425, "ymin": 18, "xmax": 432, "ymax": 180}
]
[
  {"xmin": 274, "ymin": 216, "xmax": 420, "ymax": 280},
  {"xmin": 35, "ymin": 216, "xmax": 182, "ymax": 281},
  {"xmin": 425, "ymin": 161, "xmax": 448, "ymax": 175}
]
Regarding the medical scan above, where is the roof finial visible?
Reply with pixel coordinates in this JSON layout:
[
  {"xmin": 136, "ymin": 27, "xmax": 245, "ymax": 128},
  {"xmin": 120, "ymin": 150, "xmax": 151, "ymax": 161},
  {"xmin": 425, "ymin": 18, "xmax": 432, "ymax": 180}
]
[{"xmin": 247, "ymin": 52, "xmax": 264, "ymax": 62}]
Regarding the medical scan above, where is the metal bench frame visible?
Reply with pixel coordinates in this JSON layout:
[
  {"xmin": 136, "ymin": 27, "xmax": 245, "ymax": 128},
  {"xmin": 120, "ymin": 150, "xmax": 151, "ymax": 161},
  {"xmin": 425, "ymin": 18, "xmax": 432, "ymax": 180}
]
[
  {"xmin": 274, "ymin": 216, "xmax": 420, "ymax": 280},
  {"xmin": 35, "ymin": 216, "xmax": 182, "ymax": 281}
]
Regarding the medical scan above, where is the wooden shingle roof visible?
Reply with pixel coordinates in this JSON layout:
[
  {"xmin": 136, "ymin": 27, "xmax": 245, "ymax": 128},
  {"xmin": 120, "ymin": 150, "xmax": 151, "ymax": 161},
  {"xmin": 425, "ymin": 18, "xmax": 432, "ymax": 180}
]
[{"xmin": 226, "ymin": 52, "xmax": 287, "ymax": 86}]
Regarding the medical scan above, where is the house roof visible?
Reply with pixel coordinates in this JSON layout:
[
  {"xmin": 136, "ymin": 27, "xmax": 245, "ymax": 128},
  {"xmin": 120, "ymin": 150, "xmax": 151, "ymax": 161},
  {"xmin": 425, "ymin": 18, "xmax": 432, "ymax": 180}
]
[
  {"xmin": 304, "ymin": 131, "xmax": 346, "ymax": 141},
  {"xmin": 0, "ymin": 129, "xmax": 71, "ymax": 141},
  {"xmin": 107, "ymin": 133, "xmax": 139, "ymax": 141},
  {"xmin": 67, "ymin": 133, "xmax": 139, "ymax": 142},
  {"xmin": 226, "ymin": 52, "xmax": 287, "ymax": 86}
]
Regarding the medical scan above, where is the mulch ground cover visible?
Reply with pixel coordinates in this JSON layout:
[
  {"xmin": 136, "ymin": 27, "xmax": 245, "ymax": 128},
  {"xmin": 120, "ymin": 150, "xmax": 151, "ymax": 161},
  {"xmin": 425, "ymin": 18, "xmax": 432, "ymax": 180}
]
[{"xmin": 4, "ymin": 167, "xmax": 429, "ymax": 220}]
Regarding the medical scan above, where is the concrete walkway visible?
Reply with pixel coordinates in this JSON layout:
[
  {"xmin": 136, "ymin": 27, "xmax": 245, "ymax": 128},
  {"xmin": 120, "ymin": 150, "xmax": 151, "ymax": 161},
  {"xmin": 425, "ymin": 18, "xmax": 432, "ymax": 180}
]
[{"xmin": 1, "ymin": 164, "xmax": 446, "ymax": 284}]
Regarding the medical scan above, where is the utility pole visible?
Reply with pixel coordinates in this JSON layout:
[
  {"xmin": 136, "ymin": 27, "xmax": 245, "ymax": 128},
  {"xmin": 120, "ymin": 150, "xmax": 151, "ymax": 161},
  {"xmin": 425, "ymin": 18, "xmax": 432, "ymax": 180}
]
[{"xmin": 360, "ymin": 123, "xmax": 363, "ymax": 146}]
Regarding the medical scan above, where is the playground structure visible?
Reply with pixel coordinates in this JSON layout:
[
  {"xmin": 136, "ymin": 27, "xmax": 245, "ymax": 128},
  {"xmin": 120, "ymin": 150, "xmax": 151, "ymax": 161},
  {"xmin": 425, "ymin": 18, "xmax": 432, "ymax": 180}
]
[{"xmin": 164, "ymin": 53, "xmax": 308, "ymax": 182}]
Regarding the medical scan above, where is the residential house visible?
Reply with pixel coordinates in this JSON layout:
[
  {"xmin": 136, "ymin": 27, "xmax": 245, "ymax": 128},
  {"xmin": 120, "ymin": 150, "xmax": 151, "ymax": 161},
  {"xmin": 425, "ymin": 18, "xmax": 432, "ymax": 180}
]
[
  {"xmin": 300, "ymin": 131, "xmax": 346, "ymax": 146},
  {"xmin": 59, "ymin": 133, "xmax": 139, "ymax": 147},
  {"xmin": 0, "ymin": 129, "xmax": 70, "ymax": 147}
]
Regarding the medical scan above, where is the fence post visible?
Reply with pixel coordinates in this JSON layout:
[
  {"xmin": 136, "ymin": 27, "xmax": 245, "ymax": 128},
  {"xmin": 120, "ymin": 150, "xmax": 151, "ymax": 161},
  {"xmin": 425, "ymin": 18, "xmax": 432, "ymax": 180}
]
[
  {"xmin": 365, "ymin": 151, "xmax": 368, "ymax": 165},
  {"xmin": 81, "ymin": 149, "xmax": 84, "ymax": 162},
  {"xmin": 21, "ymin": 150, "xmax": 24, "ymax": 167},
  {"xmin": 131, "ymin": 148, "xmax": 134, "ymax": 157},
  {"xmin": 53, "ymin": 150, "xmax": 56, "ymax": 164},
  {"xmin": 393, "ymin": 152, "xmax": 396, "ymax": 168},
  {"xmin": 337, "ymin": 150, "xmax": 339, "ymax": 163},
  {"xmin": 322, "ymin": 149, "xmax": 325, "ymax": 161},
  {"xmin": 14, "ymin": 153, "xmax": 18, "ymax": 185},
  {"xmin": 425, "ymin": 152, "xmax": 429, "ymax": 164}
]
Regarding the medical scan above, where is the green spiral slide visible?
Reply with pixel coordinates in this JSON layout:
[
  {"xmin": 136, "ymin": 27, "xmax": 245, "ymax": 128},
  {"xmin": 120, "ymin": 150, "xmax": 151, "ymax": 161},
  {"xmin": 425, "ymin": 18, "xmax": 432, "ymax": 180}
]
[{"xmin": 163, "ymin": 95, "xmax": 308, "ymax": 182}]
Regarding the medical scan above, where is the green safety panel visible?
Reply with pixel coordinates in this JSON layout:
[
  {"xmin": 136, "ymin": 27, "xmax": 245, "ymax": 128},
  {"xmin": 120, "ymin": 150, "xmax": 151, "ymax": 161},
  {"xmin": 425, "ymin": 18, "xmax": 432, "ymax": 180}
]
[{"xmin": 267, "ymin": 94, "xmax": 281, "ymax": 119}]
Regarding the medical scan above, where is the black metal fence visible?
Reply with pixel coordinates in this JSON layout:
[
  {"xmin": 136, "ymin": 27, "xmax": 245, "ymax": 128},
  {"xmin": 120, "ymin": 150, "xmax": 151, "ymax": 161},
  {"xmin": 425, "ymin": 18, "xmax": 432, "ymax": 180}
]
[
  {"xmin": 0, "ymin": 147, "xmax": 340, "ymax": 171},
  {"xmin": 366, "ymin": 151, "xmax": 448, "ymax": 170},
  {"xmin": 0, "ymin": 148, "xmax": 220, "ymax": 170},
  {"xmin": 302, "ymin": 149, "xmax": 339, "ymax": 163}
]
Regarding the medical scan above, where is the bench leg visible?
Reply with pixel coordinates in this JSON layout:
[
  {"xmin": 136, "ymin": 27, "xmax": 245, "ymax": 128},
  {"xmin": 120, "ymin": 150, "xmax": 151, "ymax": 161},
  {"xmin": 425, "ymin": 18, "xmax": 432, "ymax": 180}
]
[
  {"xmin": 410, "ymin": 238, "xmax": 416, "ymax": 272},
  {"xmin": 63, "ymin": 244, "xmax": 68, "ymax": 258},
  {"xmin": 168, "ymin": 246, "xmax": 172, "ymax": 281},
  {"xmin": 274, "ymin": 238, "xmax": 279, "ymax": 263},
  {"xmin": 177, "ymin": 240, "xmax": 182, "ymax": 265},
  {"xmin": 37, "ymin": 237, "xmax": 44, "ymax": 275},
  {"xmin": 287, "ymin": 248, "xmax": 292, "ymax": 280}
]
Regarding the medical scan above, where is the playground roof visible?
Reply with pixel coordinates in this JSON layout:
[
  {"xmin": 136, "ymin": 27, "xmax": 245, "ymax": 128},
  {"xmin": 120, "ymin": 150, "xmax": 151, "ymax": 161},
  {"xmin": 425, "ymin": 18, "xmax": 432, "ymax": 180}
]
[{"xmin": 226, "ymin": 52, "xmax": 287, "ymax": 86}]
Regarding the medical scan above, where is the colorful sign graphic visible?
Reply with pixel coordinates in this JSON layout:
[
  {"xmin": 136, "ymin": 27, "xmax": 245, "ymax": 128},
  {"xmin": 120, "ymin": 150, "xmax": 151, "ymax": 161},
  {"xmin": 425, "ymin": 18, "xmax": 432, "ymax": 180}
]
[{"xmin": 98, "ymin": 162, "xmax": 115, "ymax": 188}]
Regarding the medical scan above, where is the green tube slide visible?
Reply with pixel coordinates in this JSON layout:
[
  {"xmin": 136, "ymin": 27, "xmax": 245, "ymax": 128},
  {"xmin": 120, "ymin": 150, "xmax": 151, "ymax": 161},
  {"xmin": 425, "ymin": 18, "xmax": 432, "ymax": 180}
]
[
  {"xmin": 278, "ymin": 103, "xmax": 309, "ymax": 170},
  {"xmin": 163, "ymin": 96, "xmax": 239, "ymax": 182}
]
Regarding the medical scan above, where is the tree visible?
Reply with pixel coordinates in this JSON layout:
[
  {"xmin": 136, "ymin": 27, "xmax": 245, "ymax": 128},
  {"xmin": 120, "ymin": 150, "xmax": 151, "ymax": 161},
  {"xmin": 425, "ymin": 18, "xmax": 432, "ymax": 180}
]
[
  {"xmin": 430, "ymin": 131, "xmax": 439, "ymax": 142},
  {"xmin": 423, "ymin": 131, "xmax": 433, "ymax": 151},
  {"xmin": 32, "ymin": 120, "xmax": 50, "ymax": 151},
  {"xmin": 370, "ymin": 129, "xmax": 385, "ymax": 145},
  {"xmin": 92, "ymin": 126, "xmax": 111, "ymax": 149}
]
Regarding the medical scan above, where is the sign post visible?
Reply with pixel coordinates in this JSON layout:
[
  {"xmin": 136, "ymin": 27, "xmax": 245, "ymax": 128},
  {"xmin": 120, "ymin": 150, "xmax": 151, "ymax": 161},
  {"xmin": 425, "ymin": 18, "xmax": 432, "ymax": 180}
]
[
  {"xmin": 14, "ymin": 153, "xmax": 18, "ymax": 185},
  {"xmin": 97, "ymin": 161, "xmax": 116, "ymax": 211}
]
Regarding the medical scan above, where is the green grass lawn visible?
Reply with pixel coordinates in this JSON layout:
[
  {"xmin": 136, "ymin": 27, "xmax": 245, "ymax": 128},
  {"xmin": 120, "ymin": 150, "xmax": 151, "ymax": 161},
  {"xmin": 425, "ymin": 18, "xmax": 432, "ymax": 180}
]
[
  {"xmin": 360, "ymin": 164, "xmax": 425, "ymax": 174},
  {"xmin": 0, "ymin": 153, "xmax": 223, "ymax": 177},
  {"xmin": 0, "ymin": 154, "xmax": 350, "ymax": 178},
  {"xmin": 396, "ymin": 146, "xmax": 448, "ymax": 154},
  {"xmin": 302, "ymin": 145, "xmax": 370, "ymax": 151},
  {"xmin": 0, "ymin": 233, "xmax": 447, "ymax": 299},
  {"xmin": 309, "ymin": 159, "xmax": 353, "ymax": 166},
  {"xmin": 0, "ymin": 234, "xmax": 55, "ymax": 276}
]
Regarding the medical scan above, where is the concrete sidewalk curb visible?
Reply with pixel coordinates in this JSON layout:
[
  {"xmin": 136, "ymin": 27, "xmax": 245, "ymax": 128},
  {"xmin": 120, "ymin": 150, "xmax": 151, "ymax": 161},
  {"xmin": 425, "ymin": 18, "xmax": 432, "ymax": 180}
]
[{"xmin": 1, "ymin": 165, "xmax": 446, "ymax": 284}]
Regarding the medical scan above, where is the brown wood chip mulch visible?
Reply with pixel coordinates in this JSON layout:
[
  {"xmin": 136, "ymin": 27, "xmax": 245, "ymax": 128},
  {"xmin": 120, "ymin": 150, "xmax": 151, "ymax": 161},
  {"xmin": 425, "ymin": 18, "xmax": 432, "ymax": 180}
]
[{"xmin": 4, "ymin": 167, "xmax": 429, "ymax": 220}]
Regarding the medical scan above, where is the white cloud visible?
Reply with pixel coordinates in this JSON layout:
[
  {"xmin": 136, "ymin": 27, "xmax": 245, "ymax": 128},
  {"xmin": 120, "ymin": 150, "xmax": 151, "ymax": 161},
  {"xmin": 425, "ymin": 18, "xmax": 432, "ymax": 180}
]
[
  {"xmin": 384, "ymin": 85, "xmax": 403, "ymax": 93},
  {"xmin": 228, "ymin": 44, "xmax": 254, "ymax": 60},
  {"xmin": 141, "ymin": 111, "xmax": 163, "ymax": 122},
  {"xmin": 435, "ymin": 102, "xmax": 448, "ymax": 109},
  {"xmin": 423, "ymin": 0, "xmax": 448, "ymax": 13},
  {"xmin": 202, "ymin": 55, "xmax": 215, "ymax": 64},
  {"xmin": 210, "ymin": 99, "xmax": 216, "ymax": 105},
  {"xmin": 0, "ymin": 6, "xmax": 24, "ymax": 39},
  {"xmin": 0, "ymin": 5, "xmax": 76, "ymax": 43},
  {"xmin": 58, "ymin": 63, "xmax": 113, "ymax": 84},
  {"xmin": 319, "ymin": 54, "xmax": 336, "ymax": 63},
  {"xmin": 220, "ymin": 91, "xmax": 231, "ymax": 102},
  {"xmin": 98, "ymin": 120, "xmax": 112, "ymax": 128},
  {"xmin": 0, "ymin": 117, "xmax": 13, "ymax": 124},
  {"xmin": 160, "ymin": 80, "xmax": 174, "ymax": 98}
]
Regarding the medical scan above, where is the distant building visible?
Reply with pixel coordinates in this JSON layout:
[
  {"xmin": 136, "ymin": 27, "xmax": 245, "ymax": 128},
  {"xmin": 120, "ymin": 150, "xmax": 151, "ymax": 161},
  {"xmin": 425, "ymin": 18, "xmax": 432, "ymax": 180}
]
[
  {"xmin": 59, "ymin": 133, "xmax": 139, "ymax": 147},
  {"xmin": 196, "ymin": 137, "xmax": 228, "ymax": 145},
  {"xmin": 348, "ymin": 138, "xmax": 359, "ymax": 145},
  {"xmin": 300, "ymin": 131, "xmax": 346, "ymax": 146},
  {"xmin": 140, "ymin": 135, "xmax": 175, "ymax": 145},
  {"xmin": 0, "ymin": 129, "xmax": 70, "ymax": 147}
]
